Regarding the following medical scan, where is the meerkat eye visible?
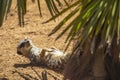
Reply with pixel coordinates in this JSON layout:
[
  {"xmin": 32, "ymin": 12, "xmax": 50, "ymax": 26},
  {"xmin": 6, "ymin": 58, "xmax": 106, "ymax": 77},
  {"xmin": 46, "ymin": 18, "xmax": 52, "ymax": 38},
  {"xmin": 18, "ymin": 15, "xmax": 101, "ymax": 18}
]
[{"xmin": 19, "ymin": 43, "xmax": 25, "ymax": 48}]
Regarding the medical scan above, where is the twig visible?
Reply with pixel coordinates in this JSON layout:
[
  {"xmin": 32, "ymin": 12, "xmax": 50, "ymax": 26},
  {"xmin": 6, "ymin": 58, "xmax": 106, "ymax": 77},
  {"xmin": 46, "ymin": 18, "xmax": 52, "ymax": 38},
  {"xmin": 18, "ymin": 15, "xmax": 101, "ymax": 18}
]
[
  {"xmin": 31, "ymin": 67, "xmax": 42, "ymax": 80},
  {"xmin": 45, "ymin": 71, "xmax": 61, "ymax": 80},
  {"xmin": 12, "ymin": 70, "xmax": 32, "ymax": 80},
  {"xmin": 41, "ymin": 71, "xmax": 48, "ymax": 80}
]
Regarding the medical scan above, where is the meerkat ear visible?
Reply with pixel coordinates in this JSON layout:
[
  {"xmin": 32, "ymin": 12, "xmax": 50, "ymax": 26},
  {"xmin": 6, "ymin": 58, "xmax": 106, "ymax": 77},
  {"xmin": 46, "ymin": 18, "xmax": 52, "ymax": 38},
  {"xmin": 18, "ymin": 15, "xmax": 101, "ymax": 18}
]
[{"xmin": 25, "ymin": 37, "xmax": 28, "ymax": 39}]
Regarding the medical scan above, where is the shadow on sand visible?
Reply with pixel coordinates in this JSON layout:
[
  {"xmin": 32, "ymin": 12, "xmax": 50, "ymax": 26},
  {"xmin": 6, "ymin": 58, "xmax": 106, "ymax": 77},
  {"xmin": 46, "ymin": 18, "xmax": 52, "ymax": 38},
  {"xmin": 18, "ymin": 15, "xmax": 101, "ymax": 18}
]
[
  {"xmin": 13, "ymin": 63, "xmax": 63, "ymax": 73},
  {"xmin": 13, "ymin": 63, "xmax": 63, "ymax": 80}
]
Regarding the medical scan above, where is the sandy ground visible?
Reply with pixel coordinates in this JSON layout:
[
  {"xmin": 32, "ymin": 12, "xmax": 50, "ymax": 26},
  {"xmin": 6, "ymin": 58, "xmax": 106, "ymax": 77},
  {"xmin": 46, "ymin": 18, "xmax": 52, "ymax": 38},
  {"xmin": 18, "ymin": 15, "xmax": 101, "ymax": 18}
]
[{"xmin": 0, "ymin": 1, "xmax": 73, "ymax": 80}]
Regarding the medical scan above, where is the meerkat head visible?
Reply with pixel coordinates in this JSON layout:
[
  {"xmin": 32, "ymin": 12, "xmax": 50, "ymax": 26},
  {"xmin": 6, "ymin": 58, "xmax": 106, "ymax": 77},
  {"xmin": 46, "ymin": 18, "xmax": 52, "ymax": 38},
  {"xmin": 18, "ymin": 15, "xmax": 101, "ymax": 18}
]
[{"xmin": 17, "ymin": 38, "xmax": 33, "ymax": 57}]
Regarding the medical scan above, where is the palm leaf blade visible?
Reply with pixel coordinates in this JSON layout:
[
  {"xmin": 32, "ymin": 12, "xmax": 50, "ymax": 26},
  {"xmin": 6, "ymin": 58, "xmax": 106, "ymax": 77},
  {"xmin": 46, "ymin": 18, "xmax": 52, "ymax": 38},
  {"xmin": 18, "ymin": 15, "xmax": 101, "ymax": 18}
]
[
  {"xmin": 45, "ymin": 0, "xmax": 81, "ymax": 23},
  {"xmin": 0, "ymin": 0, "xmax": 7, "ymax": 27},
  {"xmin": 48, "ymin": 6, "xmax": 80, "ymax": 36},
  {"xmin": 37, "ymin": 0, "xmax": 42, "ymax": 17},
  {"xmin": 118, "ymin": 0, "xmax": 120, "ymax": 41}
]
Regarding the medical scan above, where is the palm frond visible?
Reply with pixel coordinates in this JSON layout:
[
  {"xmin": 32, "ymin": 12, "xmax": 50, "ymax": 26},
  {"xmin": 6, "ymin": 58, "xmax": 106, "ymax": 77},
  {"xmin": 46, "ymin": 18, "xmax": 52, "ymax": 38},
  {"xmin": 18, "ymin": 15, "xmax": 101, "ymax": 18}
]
[
  {"xmin": 37, "ymin": 0, "xmax": 42, "ymax": 17},
  {"xmin": 48, "ymin": 5, "xmax": 81, "ymax": 36},
  {"xmin": 116, "ymin": 0, "xmax": 120, "ymax": 43},
  {"xmin": 49, "ymin": 0, "xmax": 120, "ymax": 51},
  {"xmin": 0, "ymin": 0, "xmax": 7, "ymax": 27},
  {"xmin": 17, "ymin": 0, "xmax": 26, "ymax": 26},
  {"xmin": 45, "ymin": 0, "xmax": 60, "ymax": 17},
  {"xmin": 5, "ymin": 0, "xmax": 12, "ymax": 19},
  {"xmin": 45, "ymin": 0, "xmax": 81, "ymax": 23},
  {"xmin": 0, "ymin": 0, "xmax": 68, "ymax": 27}
]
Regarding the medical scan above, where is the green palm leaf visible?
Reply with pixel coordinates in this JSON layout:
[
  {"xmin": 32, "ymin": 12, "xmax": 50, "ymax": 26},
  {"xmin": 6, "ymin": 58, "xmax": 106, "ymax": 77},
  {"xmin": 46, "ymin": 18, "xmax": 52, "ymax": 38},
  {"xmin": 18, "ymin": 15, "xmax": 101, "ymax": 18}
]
[
  {"xmin": 45, "ymin": 0, "xmax": 81, "ymax": 23},
  {"xmin": 17, "ymin": 0, "xmax": 26, "ymax": 26},
  {"xmin": 118, "ymin": 0, "xmax": 120, "ymax": 40},
  {"xmin": 0, "ymin": 0, "xmax": 65, "ymax": 27},
  {"xmin": 37, "ymin": 0, "xmax": 42, "ymax": 17},
  {"xmin": 49, "ymin": 0, "xmax": 120, "ymax": 50},
  {"xmin": 0, "ymin": 0, "xmax": 7, "ymax": 27}
]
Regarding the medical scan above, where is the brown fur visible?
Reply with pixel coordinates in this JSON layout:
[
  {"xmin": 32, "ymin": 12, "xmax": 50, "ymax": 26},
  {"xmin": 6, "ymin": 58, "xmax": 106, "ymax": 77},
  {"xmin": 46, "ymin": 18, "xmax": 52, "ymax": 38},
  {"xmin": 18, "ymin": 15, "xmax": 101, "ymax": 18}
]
[
  {"xmin": 63, "ymin": 52, "xmax": 94, "ymax": 80},
  {"xmin": 63, "ymin": 40, "xmax": 95, "ymax": 80}
]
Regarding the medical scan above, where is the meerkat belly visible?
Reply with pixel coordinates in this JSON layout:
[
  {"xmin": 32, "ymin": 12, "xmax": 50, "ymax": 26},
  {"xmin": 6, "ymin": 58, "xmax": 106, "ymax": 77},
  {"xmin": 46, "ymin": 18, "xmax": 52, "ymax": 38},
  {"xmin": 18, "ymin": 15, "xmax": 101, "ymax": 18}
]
[
  {"xmin": 45, "ymin": 54, "xmax": 65, "ymax": 69},
  {"xmin": 30, "ymin": 47, "xmax": 42, "ymax": 64},
  {"xmin": 44, "ymin": 51, "xmax": 66, "ymax": 69}
]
